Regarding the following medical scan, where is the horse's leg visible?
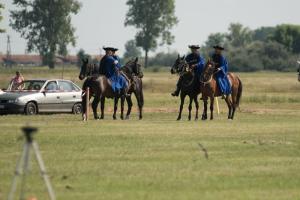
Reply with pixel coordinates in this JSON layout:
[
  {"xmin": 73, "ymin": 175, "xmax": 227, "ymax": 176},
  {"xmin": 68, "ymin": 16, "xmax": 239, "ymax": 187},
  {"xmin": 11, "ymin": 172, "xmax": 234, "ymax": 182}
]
[
  {"xmin": 202, "ymin": 97, "xmax": 208, "ymax": 120},
  {"xmin": 136, "ymin": 91, "xmax": 144, "ymax": 120},
  {"xmin": 100, "ymin": 96, "xmax": 105, "ymax": 119},
  {"xmin": 125, "ymin": 95, "xmax": 133, "ymax": 120},
  {"xmin": 229, "ymin": 94, "xmax": 236, "ymax": 120},
  {"xmin": 120, "ymin": 96, "xmax": 125, "ymax": 120},
  {"xmin": 188, "ymin": 96, "xmax": 193, "ymax": 121},
  {"xmin": 194, "ymin": 96, "xmax": 199, "ymax": 121},
  {"xmin": 210, "ymin": 96, "xmax": 214, "ymax": 120},
  {"xmin": 225, "ymin": 96, "xmax": 232, "ymax": 120},
  {"xmin": 177, "ymin": 93, "xmax": 185, "ymax": 121},
  {"xmin": 230, "ymin": 85, "xmax": 239, "ymax": 120},
  {"xmin": 113, "ymin": 97, "xmax": 119, "ymax": 120},
  {"xmin": 92, "ymin": 96, "xmax": 100, "ymax": 120}
]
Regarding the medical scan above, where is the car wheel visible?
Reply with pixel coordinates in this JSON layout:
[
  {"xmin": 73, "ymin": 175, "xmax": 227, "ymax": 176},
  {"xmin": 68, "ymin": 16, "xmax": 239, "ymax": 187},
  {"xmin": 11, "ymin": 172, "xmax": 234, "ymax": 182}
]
[
  {"xmin": 72, "ymin": 103, "xmax": 82, "ymax": 114},
  {"xmin": 25, "ymin": 102, "xmax": 38, "ymax": 115}
]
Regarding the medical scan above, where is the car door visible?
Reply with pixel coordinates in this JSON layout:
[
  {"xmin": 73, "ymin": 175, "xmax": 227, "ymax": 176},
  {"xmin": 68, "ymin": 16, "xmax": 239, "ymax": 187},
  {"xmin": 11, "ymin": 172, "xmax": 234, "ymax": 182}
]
[
  {"xmin": 58, "ymin": 81, "xmax": 81, "ymax": 112},
  {"xmin": 39, "ymin": 81, "xmax": 62, "ymax": 112}
]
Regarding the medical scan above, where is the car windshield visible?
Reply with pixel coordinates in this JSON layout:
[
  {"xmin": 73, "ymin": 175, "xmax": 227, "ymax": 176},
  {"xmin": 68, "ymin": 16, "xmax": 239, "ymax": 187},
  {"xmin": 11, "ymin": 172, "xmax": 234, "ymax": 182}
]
[{"xmin": 21, "ymin": 80, "xmax": 46, "ymax": 91}]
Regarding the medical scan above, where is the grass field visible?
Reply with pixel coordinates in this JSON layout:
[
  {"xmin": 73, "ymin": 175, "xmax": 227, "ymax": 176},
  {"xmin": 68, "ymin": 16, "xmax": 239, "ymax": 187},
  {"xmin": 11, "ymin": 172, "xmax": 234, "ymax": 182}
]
[{"xmin": 1, "ymin": 66, "xmax": 300, "ymax": 200}]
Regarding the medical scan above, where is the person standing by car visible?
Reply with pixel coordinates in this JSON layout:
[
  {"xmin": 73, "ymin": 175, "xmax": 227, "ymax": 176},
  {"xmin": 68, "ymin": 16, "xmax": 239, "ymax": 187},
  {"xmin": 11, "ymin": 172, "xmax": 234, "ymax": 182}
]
[{"xmin": 10, "ymin": 71, "xmax": 25, "ymax": 90}]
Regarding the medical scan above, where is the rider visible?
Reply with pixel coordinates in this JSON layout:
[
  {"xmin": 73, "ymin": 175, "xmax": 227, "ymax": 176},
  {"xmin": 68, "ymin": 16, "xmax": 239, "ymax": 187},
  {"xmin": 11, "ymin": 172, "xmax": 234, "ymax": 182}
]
[
  {"xmin": 99, "ymin": 47, "xmax": 112, "ymax": 75},
  {"xmin": 211, "ymin": 45, "xmax": 231, "ymax": 98},
  {"xmin": 100, "ymin": 47, "xmax": 128, "ymax": 97},
  {"xmin": 171, "ymin": 45, "xmax": 205, "ymax": 96}
]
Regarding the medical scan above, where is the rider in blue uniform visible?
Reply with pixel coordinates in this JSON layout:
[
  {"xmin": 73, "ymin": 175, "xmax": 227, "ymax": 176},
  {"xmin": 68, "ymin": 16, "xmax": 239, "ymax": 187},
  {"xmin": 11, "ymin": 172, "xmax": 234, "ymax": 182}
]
[
  {"xmin": 211, "ymin": 45, "xmax": 231, "ymax": 98},
  {"xmin": 100, "ymin": 47, "xmax": 128, "ymax": 97},
  {"xmin": 171, "ymin": 45, "xmax": 205, "ymax": 96}
]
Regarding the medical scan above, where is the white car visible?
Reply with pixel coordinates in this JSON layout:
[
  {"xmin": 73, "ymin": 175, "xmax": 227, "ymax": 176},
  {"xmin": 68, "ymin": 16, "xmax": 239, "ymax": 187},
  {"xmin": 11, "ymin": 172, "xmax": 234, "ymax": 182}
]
[{"xmin": 0, "ymin": 79, "xmax": 82, "ymax": 115}]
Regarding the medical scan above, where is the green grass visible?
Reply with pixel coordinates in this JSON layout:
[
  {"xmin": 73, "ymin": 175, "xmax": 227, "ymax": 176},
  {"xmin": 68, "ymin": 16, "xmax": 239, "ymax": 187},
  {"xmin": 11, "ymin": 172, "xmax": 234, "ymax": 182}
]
[{"xmin": 1, "ymin": 66, "xmax": 300, "ymax": 199}]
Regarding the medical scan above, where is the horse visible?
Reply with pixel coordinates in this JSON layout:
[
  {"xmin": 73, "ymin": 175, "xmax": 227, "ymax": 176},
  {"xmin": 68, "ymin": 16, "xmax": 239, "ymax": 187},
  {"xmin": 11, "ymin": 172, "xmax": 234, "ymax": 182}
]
[
  {"xmin": 78, "ymin": 58, "xmax": 143, "ymax": 120},
  {"xmin": 99, "ymin": 58, "xmax": 144, "ymax": 120},
  {"xmin": 200, "ymin": 60, "xmax": 243, "ymax": 120},
  {"xmin": 171, "ymin": 54, "xmax": 201, "ymax": 121}
]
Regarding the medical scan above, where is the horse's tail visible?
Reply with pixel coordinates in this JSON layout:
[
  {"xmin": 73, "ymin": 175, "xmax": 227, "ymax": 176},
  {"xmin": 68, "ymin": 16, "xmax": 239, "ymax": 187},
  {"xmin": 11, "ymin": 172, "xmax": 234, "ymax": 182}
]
[
  {"xmin": 139, "ymin": 79, "xmax": 144, "ymax": 107},
  {"xmin": 236, "ymin": 77, "xmax": 243, "ymax": 108}
]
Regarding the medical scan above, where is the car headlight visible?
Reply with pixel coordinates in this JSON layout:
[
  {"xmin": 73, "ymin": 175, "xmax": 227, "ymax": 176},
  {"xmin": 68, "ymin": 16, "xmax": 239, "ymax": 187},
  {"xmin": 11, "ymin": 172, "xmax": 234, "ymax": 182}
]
[{"xmin": 8, "ymin": 99, "xmax": 19, "ymax": 103}]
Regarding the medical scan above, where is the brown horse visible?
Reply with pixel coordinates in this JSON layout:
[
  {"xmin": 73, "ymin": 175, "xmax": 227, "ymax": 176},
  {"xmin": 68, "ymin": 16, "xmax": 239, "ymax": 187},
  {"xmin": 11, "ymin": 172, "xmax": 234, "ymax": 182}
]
[
  {"xmin": 79, "ymin": 58, "xmax": 142, "ymax": 120},
  {"xmin": 200, "ymin": 60, "xmax": 243, "ymax": 120},
  {"xmin": 171, "ymin": 55, "xmax": 201, "ymax": 120}
]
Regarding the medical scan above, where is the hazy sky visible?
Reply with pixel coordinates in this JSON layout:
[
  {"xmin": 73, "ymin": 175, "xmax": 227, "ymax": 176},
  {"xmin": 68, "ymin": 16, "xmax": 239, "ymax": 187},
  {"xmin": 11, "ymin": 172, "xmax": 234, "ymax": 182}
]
[{"xmin": 1, "ymin": 0, "xmax": 300, "ymax": 56}]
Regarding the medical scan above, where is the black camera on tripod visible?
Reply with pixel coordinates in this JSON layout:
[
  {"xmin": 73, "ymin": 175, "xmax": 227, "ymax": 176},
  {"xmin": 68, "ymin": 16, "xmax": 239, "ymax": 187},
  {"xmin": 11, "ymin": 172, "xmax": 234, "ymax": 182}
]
[{"xmin": 22, "ymin": 126, "xmax": 38, "ymax": 143}]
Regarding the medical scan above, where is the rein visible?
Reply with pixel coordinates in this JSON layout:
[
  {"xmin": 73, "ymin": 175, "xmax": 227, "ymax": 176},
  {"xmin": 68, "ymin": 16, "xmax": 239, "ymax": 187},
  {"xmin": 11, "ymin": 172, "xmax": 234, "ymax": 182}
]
[
  {"xmin": 200, "ymin": 76, "xmax": 213, "ymax": 85},
  {"xmin": 200, "ymin": 66, "xmax": 219, "ymax": 85}
]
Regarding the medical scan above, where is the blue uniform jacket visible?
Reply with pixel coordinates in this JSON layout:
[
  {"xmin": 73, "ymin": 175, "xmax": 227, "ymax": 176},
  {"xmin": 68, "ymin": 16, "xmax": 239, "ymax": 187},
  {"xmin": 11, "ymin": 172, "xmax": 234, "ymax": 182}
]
[
  {"xmin": 101, "ymin": 55, "xmax": 127, "ymax": 92},
  {"xmin": 212, "ymin": 53, "xmax": 231, "ymax": 95},
  {"xmin": 185, "ymin": 53, "xmax": 205, "ymax": 77}
]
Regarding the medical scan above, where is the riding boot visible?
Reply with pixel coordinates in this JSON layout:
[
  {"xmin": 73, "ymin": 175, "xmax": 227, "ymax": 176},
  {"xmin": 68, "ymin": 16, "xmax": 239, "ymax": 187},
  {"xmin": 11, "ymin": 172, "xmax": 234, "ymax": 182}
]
[
  {"xmin": 121, "ymin": 88, "xmax": 130, "ymax": 97},
  {"xmin": 171, "ymin": 76, "xmax": 183, "ymax": 96}
]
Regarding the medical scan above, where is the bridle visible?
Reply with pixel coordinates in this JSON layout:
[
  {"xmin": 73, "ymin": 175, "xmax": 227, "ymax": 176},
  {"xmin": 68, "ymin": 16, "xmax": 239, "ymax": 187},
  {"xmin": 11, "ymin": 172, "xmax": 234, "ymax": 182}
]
[{"xmin": 200, "ymin": 63, "xmax": 218, "ymax": 86}]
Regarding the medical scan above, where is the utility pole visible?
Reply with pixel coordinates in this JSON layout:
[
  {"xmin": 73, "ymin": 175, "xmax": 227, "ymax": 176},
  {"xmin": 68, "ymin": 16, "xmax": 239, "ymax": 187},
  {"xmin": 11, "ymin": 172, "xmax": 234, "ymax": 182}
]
[{"xmin": 6, "ymin": 35, "xmax": 12, "ymax": 68}]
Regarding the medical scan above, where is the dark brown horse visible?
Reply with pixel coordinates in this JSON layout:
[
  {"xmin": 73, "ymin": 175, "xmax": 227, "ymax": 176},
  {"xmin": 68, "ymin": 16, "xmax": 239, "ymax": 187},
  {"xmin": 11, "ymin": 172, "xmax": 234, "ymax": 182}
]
[
  {"xmin": 99, "ymin": 58, "xmax": 144, "ymax": 120},
  {"xmin": 171, "ymin": 55, "xmax": 201, "ymax": 121},
  {"xmin": 79, "ymin": 58, "xmax": 143, "ymax": 120},
  {"xmin": 200, "ymin": 60, "xmax": 243, "ymax": 120}
]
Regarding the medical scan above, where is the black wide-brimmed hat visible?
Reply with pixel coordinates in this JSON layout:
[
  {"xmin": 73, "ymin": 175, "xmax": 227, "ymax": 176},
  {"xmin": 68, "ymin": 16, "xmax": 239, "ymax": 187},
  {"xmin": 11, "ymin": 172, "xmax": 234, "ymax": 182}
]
[
  {"xmin": 213, "ymin": 45, "xmax": 225, "ymax": 50},
  {"xmin": 103, "ymin": 47, "xmax": 115, "ymax": 51},
  {"xmin": 188, "ymin": 45, "xmax": 200, "ymax": 49},
  {"xmin": 112, "ymin": 48, "xmax": 118, "ymax": 52}
]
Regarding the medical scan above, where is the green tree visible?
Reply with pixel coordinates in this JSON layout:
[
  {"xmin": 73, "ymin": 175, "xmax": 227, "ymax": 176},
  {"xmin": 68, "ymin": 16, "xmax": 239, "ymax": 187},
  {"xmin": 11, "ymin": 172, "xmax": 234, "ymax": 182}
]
[
  {"xmin": 148, "ymin": 51, "xmax": 179, "ymax": 67},
  {"xmin": 253, "ymin": 26, "xmax": 275, "ymax": 42},
  {"xmin": 271, "ymin": 24, "xmax": 300, "ymax": 53},
  {"xmin": 125, "ymin": 0, "xmax": 178, "ymax": 67},
  {"xmin": 227, "ymin": 23, "xmax": 253, "ymax": 47},
  {"xmin": 205, "ymin": 33, "xmax": 227, "ymax": 47},
  {"xmin": 0, "ymin": 2, "xmax": 5, "ymax": 33},
  {"xmin": 123, "ymin": 39, "xmax": 142, "ymax": 60},
  {"xmin": 10, "ymin": 0, "xmax": 81, "ymax": 69}
]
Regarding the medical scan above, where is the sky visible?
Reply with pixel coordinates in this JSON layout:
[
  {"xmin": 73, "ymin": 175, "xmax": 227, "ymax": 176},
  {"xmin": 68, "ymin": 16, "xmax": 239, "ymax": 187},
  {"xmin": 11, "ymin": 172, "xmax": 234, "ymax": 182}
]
[{"xmin": 0, "ymin": 0, "xmax": 300, "ymax": 56}]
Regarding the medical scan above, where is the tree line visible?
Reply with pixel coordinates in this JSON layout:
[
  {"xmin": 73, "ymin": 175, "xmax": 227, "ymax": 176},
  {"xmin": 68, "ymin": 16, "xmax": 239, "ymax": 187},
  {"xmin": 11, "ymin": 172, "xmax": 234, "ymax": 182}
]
[
  {"xmin": 125, "ymin": 23, "xmax": 300, "ymax": 72},
  {"xmin": 1, "ymin": 0, "xmax": 299, "ymax": 71}
]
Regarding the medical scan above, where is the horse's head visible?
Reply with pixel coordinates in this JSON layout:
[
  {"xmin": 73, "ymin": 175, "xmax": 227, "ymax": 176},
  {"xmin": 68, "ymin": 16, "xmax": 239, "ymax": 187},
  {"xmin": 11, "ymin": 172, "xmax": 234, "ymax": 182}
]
[
  {"xmin": 78, "ymin": 58, "xmax": 89, "ymax": 80},
  {"xmin": 201, "ymin": 59, "xmax": 217, "ymax": 82},
  {"xmin": 171, "ymin": 54, "xmax": 187, "ymax": 74},
  {"xmin": 124, "ymin": 57, "xmax": 143, "ymax": 78}
]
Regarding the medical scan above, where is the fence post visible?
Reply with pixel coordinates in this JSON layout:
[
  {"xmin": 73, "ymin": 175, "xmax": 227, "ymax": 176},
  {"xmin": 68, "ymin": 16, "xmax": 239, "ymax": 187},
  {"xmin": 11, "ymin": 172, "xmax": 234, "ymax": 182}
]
[
  {"xmin": 215, "ymin": 97, "xmax": 220, "ymax": 115},
  {"xmin": 85, "ymin": 87, "xmax": 89, "ymax": 121}
]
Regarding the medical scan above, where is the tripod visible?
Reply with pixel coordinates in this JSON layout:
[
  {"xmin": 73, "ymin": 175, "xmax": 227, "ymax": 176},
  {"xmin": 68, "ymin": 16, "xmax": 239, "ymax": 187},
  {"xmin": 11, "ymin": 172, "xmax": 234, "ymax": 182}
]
[{"xmin": 8, "ymin": 126, "xmax": 56, "ymax": 200}]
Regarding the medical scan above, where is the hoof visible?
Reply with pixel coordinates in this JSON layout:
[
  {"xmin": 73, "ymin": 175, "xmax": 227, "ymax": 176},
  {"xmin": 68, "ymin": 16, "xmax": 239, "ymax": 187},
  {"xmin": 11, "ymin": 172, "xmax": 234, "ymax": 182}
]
[
  {"xmin": 113, "ymin": 116, "xmax": 117, "ymax": 120},
  {"xmin": 177, "ymin": 118, "xmax": 181, "ymax": 121},
  {"xmin": 195, "ymin": 118, "xmax": 198, "ymax": 121},
  {"xmin": 139, "ymin": 116, "xmax": 143, "ymax": 120}
]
